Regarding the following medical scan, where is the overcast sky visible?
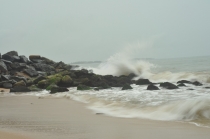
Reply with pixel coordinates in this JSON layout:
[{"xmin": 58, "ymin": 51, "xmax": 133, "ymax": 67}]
[{"xmin": 0, "ymin": 0, "xmax": 210, "ymax": 62}]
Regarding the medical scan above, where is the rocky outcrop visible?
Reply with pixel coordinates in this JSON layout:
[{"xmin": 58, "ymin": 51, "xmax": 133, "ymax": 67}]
[
  {"xmin": 77, "ymin": 84, "xmax": 91, "ymax": 90},
  {"xmin": 122, "ymin": 84, "xmax": 133, "ymax": 90},
  {"xmin": 147, "ymin": 84, "xmax": 159, "ymax": 90},
  {"xmin": 160, "ymin": 82, "xmax": 178, "ymax": 89},
  {"xmin": 136, "ymin": 79, "xmax": 152, "ymax": 85}
]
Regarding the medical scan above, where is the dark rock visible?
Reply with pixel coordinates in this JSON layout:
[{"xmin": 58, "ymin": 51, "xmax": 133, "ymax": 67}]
[
  {"xmin": 147, "ymin": 84, "xmax": 159, "ymax": 90},
  {"xmin": 0, "ymin": 60, "xmax": 7, "ymax": 72},
  {"xmin": 50, "ymin": 85, "xmax": 69, "ymax": 94},
  {"xmin": 19, "ymin": 55, "xmax": 29, "ymax": 63},
  {"xmin": 3, "ymin": 82, "xmax": 12, "ymax": 89},
  {"xmin": 37, "ymin": 80, "xmax": 50, "ymax": 89},
  {"xmin": 136, "ymin": 79, "xmax": 152, "ymax": 85},
  {"xmin": 13, "ymin": 55, "xmax": 20, "ymax": 62},
  {"xmin": 177, "ymin": 83, "xmax": 186, "ymax": 87},
  {"xmin": 28, "ymin": 85, "xmax": 42, "ymax": 91},
  {"xmin": 77, "ymin": 84, "xmax": 91, "ymax": 90},
  {"xmin": 33, "ymin": 75, "xmax": 46, "ymax": 84},
  {"xmin": 160, "ymin": 82, "xmax": 178, "ymax": 89},
  {"xmin": 177, "ymin": 80, "xmax": 192, "ymax": 84},
  {"xmin": 99, "ymin": 82, "xmax": 111, "ymax": 89},
  {"xmin": 205, "ymin": 87, "xmax": 210, "ymax": 89},
  {"xmin": 74, "ymin": 69, "xmax": 89, "ymax": 77},
  {"xmin": 41, "ymin": 57, "xmax": 55, "ymax": 65},
  {"xmin": 14, "ymin": 80, "xmax": 26, "ymax": 87},
  {"xmin": 59, "ymin": 75, "xmax": 73, "ymax": 87},
  {"xmin": 1, "ymin": 75, "xmax": 11, "ymax": 81},
  {"xmin": 94, "ymin": 88, "xmax": 100, "ymax": 91},
  {"xmin": 10, "ymin": 86, "xmax": 30, "ymax": 92},
  {"xmin": 0, "ymin": 80, "xmax": 16, "ymax": 87},
  {"xmin": 26, "ymin": 79, "xmax": 33, "ymax": 87},
  {"xmin": 10, "ymin": 76, "xmax": 27, "ymax": 83},
  {"xmin": 23, "ymin": 68, "xmax": 38, "ymax": 77},
  {"xmin": 2, "ymin": 54, "xmax": 15, "ymax": 62},
  {"xmin": 33, "ymin": 63, "xmax": 55, "ymax": 72},
  {"xmin": 1, "ymin": 59, "xmax": 12, "ymax": 64},
  {"xmin": 37, "ymin": 71, "xmax": 47, "ymax": 76},
  {"xmin": 187, "ymin": 88, "xmax": 194, "ymax": 90},
  {"xmin": 192, "ymin": 81, "xmax": 202, "ymax": 86},
  {"xmin": 122, "ymin": 84, "xmax": 133, "ymax": 90},
  {"xmin": 29, "ymin": 55, "xmax": 41, "ymax": 62},
  {"xmin": 128, "ymin": 73, "xmax": 136, "ymax": 79},
  {"xmin": 5, "ymin": 51, "xmax": 18, "ymax": 56},
  {"xmin": 10, "ymin": 62, "xmax": 26, "ymax": 70}
]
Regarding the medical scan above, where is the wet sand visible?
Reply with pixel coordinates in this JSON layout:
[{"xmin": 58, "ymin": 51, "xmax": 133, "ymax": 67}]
[{"xmin": 0, "ymin": 95, "xmax": 210, "ymax": 139}]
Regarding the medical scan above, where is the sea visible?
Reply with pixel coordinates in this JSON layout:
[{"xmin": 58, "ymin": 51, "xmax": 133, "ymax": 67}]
[{"xmin": 4, "ymin": 55, "xmax": 210, "ymax": 128}]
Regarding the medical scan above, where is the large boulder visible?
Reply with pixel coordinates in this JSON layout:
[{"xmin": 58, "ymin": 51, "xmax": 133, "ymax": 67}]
[
  {"xmin": 10, "ymin": 86, "xmax": 30, "ymax": 92},
  {"xmin": 136, "ymin": 79, "xmax": 152, "ymax": 85},
  {"xmin": 122, "ymin": 84, "xmax": 133, "ymax": 90},
  {"xmin": 3, "ymin": 82, "xmax": 13, "ymax": 89},
  {"xmin": 23, "ymin": 68, "xmax": 38, "ymax": 77},
  {"xmin": 5, "ymin": 51, "xmax": 18, "ymax": 56},
  {"xmin": 192, "ymin": 81, "xmax": 202, "ymax": 86},
  {"xmin": 50, "ymin": 86, "xmax": 69, "ymax": 94},
  {"xmin": 28, "ymin": 85, "xmax": 42, "ymax": 91},
  {"xmin": 0, "ymin": 60, "xmax": 7, "ymax": 72},
  {"xmin": 147, "ymin": 84, "xmax": 159, "ymax": 90},
  {"xmin": 59, "ymin": 75, "xmax": 73, "ymax": 87},
  {"xmin": 38, "ymin": 80, "xmax": 50, "ymax": 89},
  {"xmin": 19, "ymin": 55, "xmax": 29, "ymax": 63},
  {"xmin": 1, "ymin": 75, "xmax": 11, "ymax": 81},
  {"xmin": 29, "ymin": 55, "xmax": 41, "ymax": 63},
  {"xmin": 160, "ymin": 82, "xmax": 178, "ymax": 89},
  {"xmin": 14, "ymin": 80, "xmax": 26, "ymax": 87},
  {"xmin": 2, "ymin": 54, "xmax": 15, "ymax": 62},
  {"xmin": 33, "ymin": 63, "xmax": 55, "ymax": 72},
  {"xmin": 33, "ymin": 75, "xmax": 46, "ymax": 84},
  {"xmin": 77, "ymin": 84, "xmax": 91, "ymax": 90}
]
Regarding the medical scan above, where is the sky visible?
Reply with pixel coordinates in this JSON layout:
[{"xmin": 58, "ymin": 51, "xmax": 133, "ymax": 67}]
[{"xmin": 0, "ymin": 0, "xmax": 210, "ymax": 63}]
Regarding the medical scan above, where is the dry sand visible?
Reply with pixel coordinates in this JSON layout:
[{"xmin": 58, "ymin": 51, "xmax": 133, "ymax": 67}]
[{"xmin": 0, "ymin": 95, "xmax": 210, "ymax": 139}]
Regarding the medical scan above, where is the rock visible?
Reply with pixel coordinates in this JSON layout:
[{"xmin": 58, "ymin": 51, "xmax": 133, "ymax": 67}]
[
  {"xmin": 1, "ymin": 75, "xmax": 11, "ymax": 81},
  {"xmin": 40, "ymin": 57, "xmax": 55, "ymax": 65},
  {"xmin": 19, "ymin": 55, "xmax": 29, "ymax": 63},
  {"xmin": 26, "ymin": 79, "xmax": 33, "ymax": 87},
  {"xmin": 147, "ymin": 84, "xmax": 159, "ymax": 90},
  {"xmin": 14, "ymin": 80, "xmax": 26, "ymax": 87},
  {"xmin": 37, "ymin": 71, "xmax": 47, "ymax": 76},
  {"xmin": 10, "ymin": 76, "xmax": 27, "ymax": 83},
  {"xmin": 2, "ymin": 54, "xmax": 15, "ymax": 62},
  {"xmin": 13, "ymin": 55, "xmax": 20, "ymax": 62},
  {"xmin": 5, "ymin": 51, "xmax": 18, "ymax": 56},
  {"xmin": 136, "ymin": 79, "xmax": 152, "ymax": 85},
  {"xmin": 94, "ymin": 88, "xmax": 100, "ymax": 91},
  {"xmin": 23, "ymin": 68, "xmax": 38, "ymax": 77},
  {"xmin": 50, "ymin": 86, "xmax": 69, "ymax": 94},
  {"xmin": 74, "ymin": 69, "xmax": 89, "ymax": 78},
  {"xmin": 77, "ymin": 84, "xmax": 91, "ymax": 90},
  {"xmin": 99, "ymin": 82, "xmax": 111, "ymax": 89},
  {"xmin": 177, "ymin": 80, "xmax": 192, "ymax": 84},
  {"xmin": 29, "ymin": 55, "xmax": 41, "ymax": 62},
  {"xmin": 177, "ymin": 83, "xmax": 186, "ymax": 87},
  {"xmin": 160, "ymin": 82, "xmax": 178, "ymax": 89},
  {"xmin": 47, "ymin": 74, "xmax": 62, "ymax": 84},
  {"xmin": 46, "ymin": 83, "xmax": 57, "ymax": 91},
  {"xmin": 187, "ymin": 88, "xmax": 194, "ymax": 90},
  {"xmin": 33, "ymin": 75, "xmax": 46, "ymax": 84},
  {"xmin": 0, "ymin": 60, "xmax": 7, "ymax": 72},
  {"xmin": 192, "ymin": 81, "xmax": 202, "ymax": 86},
  {"xmin": 128, "ymin": 73, "xmax": 136, "ymax": 79},
  {"xmin": 122, "ymin": 84, "xmax": 133, "ymax": 90},
  {"xmin": 33, "ymin": 63, "xmax": 55, "ymax": 72},
  {"xmin": 28, "ymin": 85, "xmax": 42, "ymax": 91},
  {"xmin": 1, "ymin": 59, "xmax": 12, "ymax": 64},
  {"xmin": 60, "ymin": 75, "xmax": 73, "ymax": 87},
  {"xmin": 3, "ymin": 82, "xmax": 12, "ymax": 89},
  {"xmin": 37, "ymin": 80, "xmax": 50, "ymax": 89},
  {"xmin": 10, "ymin": 62, "xmax": 26, "ymax": 70},
  {"xmin": 205, "ymin": 87, "xmax": 210, "ymax": 89},
  {"xmin": 10, "ymin": 86, "xmax": 30, "ymax": 92}
]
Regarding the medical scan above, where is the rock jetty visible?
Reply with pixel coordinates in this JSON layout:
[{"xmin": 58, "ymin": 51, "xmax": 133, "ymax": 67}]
[{"xmin": 0, "ymin": 51, "xmax": 204, "ymax": 93}]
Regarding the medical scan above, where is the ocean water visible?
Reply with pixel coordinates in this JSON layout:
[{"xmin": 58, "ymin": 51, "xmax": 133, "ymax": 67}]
[{"xmin": 4, "ymin": 55, "xmax": 210, "ymax": 128}]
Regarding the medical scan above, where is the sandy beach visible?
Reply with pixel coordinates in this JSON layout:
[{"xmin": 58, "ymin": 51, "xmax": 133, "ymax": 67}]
[{"xmin": 0, "ymin": 95, "xmax": 210, "ymax": 139}]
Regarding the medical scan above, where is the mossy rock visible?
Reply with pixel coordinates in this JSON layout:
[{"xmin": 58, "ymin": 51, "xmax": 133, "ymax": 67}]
[
  {"xmin": 38, "ymin": 79, "xmax": 50, "ymax": 89},
  {"xmin": 77, "ymin": 84, "xmax": 91, "ymax": 90},
  {"xmin": 28, "ymin": 85, "xmax": 42, "ymax": 91},
  {"xmin": 14, "ymin": 80, "xmax": 26, "ymax": 87},
  {"xmin": 47, "ymin": 74, "xmax": 62, "ymax": 84},
  {"xmin": 50, "ymin": 85, "xmax": 69, "ymax": 94},
  {"xmin": 61, "ymin": 75, "xmax": 73, "ymax": 84},
  {"xmin": 122, "ymin": 84, "xmax": 133, "ymax": 90},
  {"xmin": 46, "ymin": 83, "xmax": 57, "ymax": 91}
]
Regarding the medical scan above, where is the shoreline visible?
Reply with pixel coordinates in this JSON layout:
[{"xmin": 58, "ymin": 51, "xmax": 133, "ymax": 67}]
[{"xmin": 0, "ymin": 95, "xmax": 210, "ymax": 139}]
